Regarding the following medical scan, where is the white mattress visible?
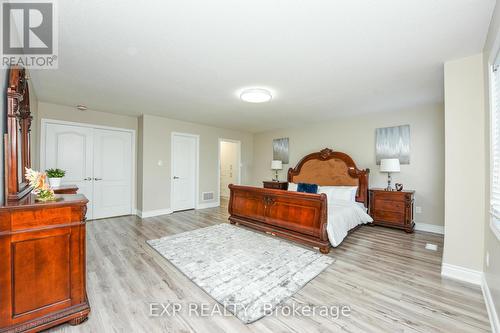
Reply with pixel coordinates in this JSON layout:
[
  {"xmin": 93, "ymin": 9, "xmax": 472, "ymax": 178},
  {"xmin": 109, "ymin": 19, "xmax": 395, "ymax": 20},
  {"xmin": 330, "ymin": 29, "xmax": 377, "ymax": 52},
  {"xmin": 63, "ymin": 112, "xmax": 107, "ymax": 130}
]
[{"xmin": 326, "ymin": 199, "xmax": 373, "ymax": 247}]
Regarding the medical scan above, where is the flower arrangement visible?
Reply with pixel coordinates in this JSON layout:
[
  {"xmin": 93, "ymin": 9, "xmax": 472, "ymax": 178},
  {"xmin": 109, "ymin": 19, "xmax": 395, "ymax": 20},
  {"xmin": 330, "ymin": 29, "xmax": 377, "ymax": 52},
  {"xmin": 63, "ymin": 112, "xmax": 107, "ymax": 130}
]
[{"xmin": 25, "ymin": 168, "xmax": 56, "ymax": 201}]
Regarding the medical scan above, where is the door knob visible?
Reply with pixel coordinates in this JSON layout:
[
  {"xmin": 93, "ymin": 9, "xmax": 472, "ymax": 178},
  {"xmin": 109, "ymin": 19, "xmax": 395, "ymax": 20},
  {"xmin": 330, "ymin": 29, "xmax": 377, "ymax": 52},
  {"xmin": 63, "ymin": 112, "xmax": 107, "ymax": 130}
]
[
  {"xmin": 94, "ymin": 178, "xmax": 102, "ymax": 181},
  {"xmin": 83, "ymin": 177, "xmax": 92, "ymax": 181},
  {"xmin": 173, "ymin": 176, "xmax": 179, "ymax": 179}
]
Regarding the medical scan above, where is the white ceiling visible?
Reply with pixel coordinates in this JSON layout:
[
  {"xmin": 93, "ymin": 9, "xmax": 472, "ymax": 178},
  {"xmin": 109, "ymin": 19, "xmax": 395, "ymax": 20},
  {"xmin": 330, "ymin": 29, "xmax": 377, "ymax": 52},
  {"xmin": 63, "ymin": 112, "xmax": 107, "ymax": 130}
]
[{"xmin": 30, "ymin": 0, "xmax": 495, "ymax": 132}]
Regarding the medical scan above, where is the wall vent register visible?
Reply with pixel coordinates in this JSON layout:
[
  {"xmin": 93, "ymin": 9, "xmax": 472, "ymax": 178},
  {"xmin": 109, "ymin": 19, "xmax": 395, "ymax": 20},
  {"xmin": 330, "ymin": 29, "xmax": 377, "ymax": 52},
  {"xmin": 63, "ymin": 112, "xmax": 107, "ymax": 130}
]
[{"xmin": 202, "ymin": 192, "xmax": 214, "ymax": 201}]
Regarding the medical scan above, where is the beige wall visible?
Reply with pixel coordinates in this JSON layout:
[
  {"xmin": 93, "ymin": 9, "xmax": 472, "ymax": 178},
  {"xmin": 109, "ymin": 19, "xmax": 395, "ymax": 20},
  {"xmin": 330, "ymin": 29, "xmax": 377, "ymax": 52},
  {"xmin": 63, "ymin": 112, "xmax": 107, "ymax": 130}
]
[
  {"xmin": 252, "ymin": 105, "xmax": 444, "ymax": 227},
  {"xmin": 35, "ymin": 102, "xmax": 139, "ymax": 209},
  {"xmin": 483, "ymin": 0, "xmax": 500, "ymax": 323},
  {"xmin": 443, "ymin": 54, "xmax": 486, "ymax": 271},
  {"xmin": 139, "ymin": 114, "xmax": 253, "ymax": 213}
]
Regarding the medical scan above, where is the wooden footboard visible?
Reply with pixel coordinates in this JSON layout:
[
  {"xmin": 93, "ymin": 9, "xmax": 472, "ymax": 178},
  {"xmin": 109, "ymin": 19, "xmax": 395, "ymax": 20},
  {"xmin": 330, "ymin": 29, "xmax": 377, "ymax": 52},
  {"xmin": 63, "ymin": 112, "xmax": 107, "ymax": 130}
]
[{"xmin": 228, "ymin": 184, "xmax": 330, "ymax": 253}]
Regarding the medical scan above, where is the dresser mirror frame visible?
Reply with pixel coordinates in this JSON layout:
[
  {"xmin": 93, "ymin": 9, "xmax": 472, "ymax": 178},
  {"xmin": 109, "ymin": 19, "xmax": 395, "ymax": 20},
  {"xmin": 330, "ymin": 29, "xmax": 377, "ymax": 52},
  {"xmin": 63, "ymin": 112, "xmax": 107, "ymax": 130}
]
[{"xmin": 5, "ymin": 66, "xmax": 32, "ymax": 201}]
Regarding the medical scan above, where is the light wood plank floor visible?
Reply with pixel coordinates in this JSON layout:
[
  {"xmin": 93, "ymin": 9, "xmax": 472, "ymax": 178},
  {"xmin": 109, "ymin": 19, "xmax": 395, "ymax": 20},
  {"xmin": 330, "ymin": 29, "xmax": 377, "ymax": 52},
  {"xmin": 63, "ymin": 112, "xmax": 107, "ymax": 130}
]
[{"xmin": 49, "ymin": 204, "xmax": 490, "ymax": 333}]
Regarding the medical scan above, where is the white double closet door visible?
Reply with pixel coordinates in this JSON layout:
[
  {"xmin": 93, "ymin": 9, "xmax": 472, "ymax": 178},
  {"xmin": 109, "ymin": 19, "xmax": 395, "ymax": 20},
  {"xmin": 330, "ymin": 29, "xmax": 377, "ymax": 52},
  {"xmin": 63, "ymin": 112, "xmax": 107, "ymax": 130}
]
[{"xmin": 42, "ymin": 122, "xmax": 133, "ymax": 220}]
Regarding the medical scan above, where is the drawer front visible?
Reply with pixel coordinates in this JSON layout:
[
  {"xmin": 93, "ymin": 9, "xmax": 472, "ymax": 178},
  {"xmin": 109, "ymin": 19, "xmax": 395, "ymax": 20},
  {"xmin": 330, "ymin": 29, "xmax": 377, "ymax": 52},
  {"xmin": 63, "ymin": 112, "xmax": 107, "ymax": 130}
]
[
  {"xmin": 370, "ymin": 191, "xmax": 407, "ymax": 202},
  {"xmin": 373, "ymin": 210, "xmax": 405, "ymax": 225},
  {"xmin": 373, "ymin": 199, "xmax": 404, "ymax": 213},
  {"xmin": 11, "ymin": 207, "xmax": 74, "ymax": 231}
]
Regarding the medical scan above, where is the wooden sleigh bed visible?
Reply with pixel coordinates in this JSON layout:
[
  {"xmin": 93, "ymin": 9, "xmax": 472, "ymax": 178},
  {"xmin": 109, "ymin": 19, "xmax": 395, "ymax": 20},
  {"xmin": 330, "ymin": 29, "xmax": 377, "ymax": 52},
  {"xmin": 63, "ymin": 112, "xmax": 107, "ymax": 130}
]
[{"xmin": 228, "ymin": 148, "xmax": 369, "ymax": 254}]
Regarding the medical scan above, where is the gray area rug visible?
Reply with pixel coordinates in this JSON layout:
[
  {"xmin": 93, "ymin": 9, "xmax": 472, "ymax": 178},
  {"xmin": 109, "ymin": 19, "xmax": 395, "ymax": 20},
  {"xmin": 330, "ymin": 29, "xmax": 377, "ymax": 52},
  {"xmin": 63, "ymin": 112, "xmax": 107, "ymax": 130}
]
[{"xmin": 147, "ymin": 223, "xmax": 334, "ymax": 323}]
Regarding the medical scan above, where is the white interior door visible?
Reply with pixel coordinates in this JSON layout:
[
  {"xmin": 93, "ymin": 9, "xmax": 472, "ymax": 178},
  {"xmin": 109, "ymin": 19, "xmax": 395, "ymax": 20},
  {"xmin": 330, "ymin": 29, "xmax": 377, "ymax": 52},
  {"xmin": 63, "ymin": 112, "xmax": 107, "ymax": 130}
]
[
  {"xmin": 220, "ymin": 141, "xmax": 239, "ymax": 198},
  {"xmin": 171, "ymin": 133, "xmax": 197, "ymax": 212},
  {"xmin": 92, "ymin": 129, "xmax": 133, "ymax": 219},
  {"xmin": 43, "ymin": 123, "xmax": 94, "ymax": 218},
  {"xmin": 42, "ymin": 121, "xmax": 133, "ymax": 220}
]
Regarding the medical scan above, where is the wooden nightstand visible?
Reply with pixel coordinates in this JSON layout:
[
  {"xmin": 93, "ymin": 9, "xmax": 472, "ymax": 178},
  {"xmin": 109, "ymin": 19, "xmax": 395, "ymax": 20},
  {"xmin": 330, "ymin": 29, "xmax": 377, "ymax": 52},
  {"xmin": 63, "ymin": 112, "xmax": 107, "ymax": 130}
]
[
  {"xmin": 263, "ymin": 181, "xmax": 288, "ymax": 190},
  {"xmin": 369, "ymin": 188, "xmax": 415, "ymax": 233}
]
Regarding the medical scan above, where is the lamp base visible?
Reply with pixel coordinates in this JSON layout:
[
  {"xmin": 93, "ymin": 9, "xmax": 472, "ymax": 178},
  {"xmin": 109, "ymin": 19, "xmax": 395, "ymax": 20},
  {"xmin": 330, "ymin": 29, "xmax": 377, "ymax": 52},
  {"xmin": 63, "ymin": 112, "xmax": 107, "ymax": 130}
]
[{"xmin": 384, "ymin": 172, "xmax": 394, "ymax": 191}]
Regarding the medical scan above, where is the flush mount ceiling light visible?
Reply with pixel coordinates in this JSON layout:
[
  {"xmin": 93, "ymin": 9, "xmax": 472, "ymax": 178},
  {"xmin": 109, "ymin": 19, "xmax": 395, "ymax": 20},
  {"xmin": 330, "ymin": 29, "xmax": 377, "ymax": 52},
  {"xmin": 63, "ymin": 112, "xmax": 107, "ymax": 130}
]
[
  {"xmin": 76, "ymin": 104, "xmax": 88, "ymax": 111},
  {"xmin": 240, "ymin": 88, "xmax": 273, "ymax": 103}
]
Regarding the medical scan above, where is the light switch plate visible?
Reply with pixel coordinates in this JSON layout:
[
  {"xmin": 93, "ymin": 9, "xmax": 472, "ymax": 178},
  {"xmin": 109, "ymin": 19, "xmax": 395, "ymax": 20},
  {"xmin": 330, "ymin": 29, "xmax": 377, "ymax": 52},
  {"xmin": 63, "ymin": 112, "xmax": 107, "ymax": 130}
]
[{"xmin": 415, "ymin": 206, "xmax": 422, "ymax": 214}]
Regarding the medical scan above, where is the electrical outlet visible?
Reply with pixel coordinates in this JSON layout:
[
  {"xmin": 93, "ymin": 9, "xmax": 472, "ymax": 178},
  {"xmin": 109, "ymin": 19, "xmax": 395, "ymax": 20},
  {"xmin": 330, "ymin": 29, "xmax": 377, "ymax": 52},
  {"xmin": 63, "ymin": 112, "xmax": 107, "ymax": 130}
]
[
  {"xmin": 486, "ymin": 252, "xmax": 490, "ymax": 268},
  {"xmin": 415, "ymin": 206, "xmax": 422, "ymax": 214},
  {"xmin": 425, "ymin": 243, "xmax": 438, "ymax": 251}
]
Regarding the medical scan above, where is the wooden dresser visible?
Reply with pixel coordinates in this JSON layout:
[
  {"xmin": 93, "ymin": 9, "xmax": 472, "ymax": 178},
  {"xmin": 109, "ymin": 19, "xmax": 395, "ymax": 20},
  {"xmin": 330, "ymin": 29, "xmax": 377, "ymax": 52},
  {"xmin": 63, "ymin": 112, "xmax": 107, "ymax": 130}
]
[
  {"xmin": 0, "ymin": 194, "xmax": 90, "ymax": 332},
  {"xmin": 262, "ymin": 181, "xmax": 288, "ymax": 190},
  {"xmin": 0, "ymin": 67, "xmax": 90, "ymax": 332},
  {"xmin": 369, "ymin": 188, "xmax": 415, "ymax": 233}
]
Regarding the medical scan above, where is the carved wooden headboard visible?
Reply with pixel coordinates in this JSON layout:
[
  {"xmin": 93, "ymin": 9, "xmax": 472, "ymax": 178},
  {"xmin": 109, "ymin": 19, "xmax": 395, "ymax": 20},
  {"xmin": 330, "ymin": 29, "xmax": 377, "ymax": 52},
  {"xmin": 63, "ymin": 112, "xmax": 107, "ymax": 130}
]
[{"xmin": 287, "ymin": 148, "xmax": 370, "ymax": 206}]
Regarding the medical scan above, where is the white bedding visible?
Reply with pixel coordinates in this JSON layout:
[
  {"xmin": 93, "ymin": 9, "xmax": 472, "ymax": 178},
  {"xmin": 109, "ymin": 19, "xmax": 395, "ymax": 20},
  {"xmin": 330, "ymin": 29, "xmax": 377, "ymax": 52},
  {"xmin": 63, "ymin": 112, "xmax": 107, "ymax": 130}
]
[
  {"xmin": 326, "ymin": 199, "xmax": 373, "ymax": 247},
  {"xmin": 288, "ymin": 183, "xmax": 373, "ymax": 247}
]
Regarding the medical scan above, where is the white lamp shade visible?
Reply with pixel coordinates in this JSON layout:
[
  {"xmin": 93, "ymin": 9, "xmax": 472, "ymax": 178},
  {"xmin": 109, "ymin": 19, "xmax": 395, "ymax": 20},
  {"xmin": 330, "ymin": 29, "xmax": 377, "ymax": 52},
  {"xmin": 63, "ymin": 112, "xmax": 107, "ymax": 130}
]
[
  {"xmin": 271, "ymin": 160, "xmax": 283, "ymax": 170},
  {"xmin": 380, "ymin": 158, "xmax": 400, "ymax": 173}
]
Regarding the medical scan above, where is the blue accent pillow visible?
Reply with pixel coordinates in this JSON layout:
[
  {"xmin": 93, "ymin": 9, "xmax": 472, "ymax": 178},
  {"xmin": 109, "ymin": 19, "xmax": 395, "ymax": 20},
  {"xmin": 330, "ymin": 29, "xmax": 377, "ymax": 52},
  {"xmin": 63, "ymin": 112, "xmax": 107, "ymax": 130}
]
[{"xmin": 297, "ymin": 183, "xmax": 318, "ymax": 194}]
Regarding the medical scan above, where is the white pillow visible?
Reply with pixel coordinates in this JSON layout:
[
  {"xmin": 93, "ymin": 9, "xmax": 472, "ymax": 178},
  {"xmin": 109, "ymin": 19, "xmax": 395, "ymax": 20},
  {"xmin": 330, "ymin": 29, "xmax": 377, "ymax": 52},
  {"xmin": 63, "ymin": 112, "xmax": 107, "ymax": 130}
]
[
  {"xmin": 287, "ymin": 182, "xmax": 298, "ymax": 191},
  {"xmin": 319, "ymin": 186, "xmax": 358, "ymax": 202}
]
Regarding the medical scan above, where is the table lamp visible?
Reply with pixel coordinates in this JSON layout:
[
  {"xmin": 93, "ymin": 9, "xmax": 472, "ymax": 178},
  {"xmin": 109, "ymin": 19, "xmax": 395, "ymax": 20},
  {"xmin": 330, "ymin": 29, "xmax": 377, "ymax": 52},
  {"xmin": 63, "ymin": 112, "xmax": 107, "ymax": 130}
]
[
  {"xmin": 380, "ymin": 158, "xmax": 400, "ymax": 191},
  {"xmin": 271, "ymin": 160, "xmax": 283, "ymax": 181}
]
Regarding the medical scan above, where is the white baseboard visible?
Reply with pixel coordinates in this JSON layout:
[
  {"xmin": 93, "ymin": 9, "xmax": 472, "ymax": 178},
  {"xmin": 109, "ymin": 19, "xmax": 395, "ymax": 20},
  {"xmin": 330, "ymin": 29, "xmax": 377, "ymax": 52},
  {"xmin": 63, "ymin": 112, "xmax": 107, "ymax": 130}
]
[
  {"xmin": 137, "ymin": 208, "xmax": 173, "ymax": 218},
  {"xmin": 196, "ymin": 201, "xmax": 220, "ymax": 210},
  {"xmin": 137, "ymin": 202, "xmax": 219, "ymax": 217},
  {"xmin": 443, "ymin": 264, "xmax": 500, "ymax": 332},
  {"xmin": 441, "ymin": 263, "xmax": 483, "ymax": 285},
  {"xmin": 482, "ymin": 275, "xmax": 500, "ymax": 333},
  {"xmin": 415, "ymin": 223, "xmax": 444, "ymax": 234}
]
